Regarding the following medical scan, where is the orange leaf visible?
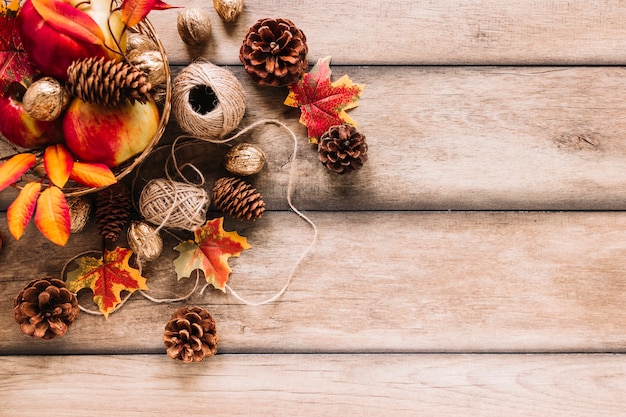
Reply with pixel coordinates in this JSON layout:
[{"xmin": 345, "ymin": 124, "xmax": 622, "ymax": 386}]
[
  {"xmin": 69, "ymin": 161, "xmax": 117, "ymax": 188},
  {"xmin": 7, "ymin": 181, "xmax": 41, "ymax": 240},
  {"xmin": 0, "ymin": 153, "xmax": 37, "ymax": 192},
  {"xmin": 34, "ymin": 185, "xmax": 70, "ymax": 246},
  {"xmin": 65, "ymin": 247, "xmax": 148, "ymax": 318},
  {"xmin": 44, "ymin": 144, "xmax": 74, "ymax": 188},
  {"xmin": 284, "ymin": 56, "xmax": 365, "ymax": 143},
  {"xmin": 173, "ymin": 217, "xmax": 251, "ymax": 291},
  {"xmin": 30, "ymin": 0, "xmax": 105, "ymax": 46},
  {"xmin": 121, "ymin": 0, "xmax": 176, "ymax": 27}
]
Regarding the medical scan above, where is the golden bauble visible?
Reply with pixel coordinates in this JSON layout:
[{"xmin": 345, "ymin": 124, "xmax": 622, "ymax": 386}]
[
  {"xmin": 224, "ymin": 142, "xmax": 266, "ymax": 176},
  {"xmin": 128, "ymin": 221, "xmax": 163, "ymax": 261},
  {"xmin": 213, "ymin": 0, "xmax": 243, "ymax": 22},
  {"xmin": 67, "ymin": 196, "xmax": 92, "ymax": 233},
  {"xmin": 177, "ymin": 8, "xmax": 212, "ymax": 46},
  {"xmin": 23, "ymin": 77, "xmax": 70, "ymax": 121}
]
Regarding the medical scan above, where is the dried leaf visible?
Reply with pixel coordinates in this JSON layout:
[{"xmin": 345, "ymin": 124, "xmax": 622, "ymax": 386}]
[
  {"xmin": 44, "ymin": 144, "xmax": 74, "ymax": 188},
  {"xmin": 0, "ymin": 0, "xmax": 39, "ymax": 93},
  {"xmin": 121, "ymin": 0, "xmax": 176, "ymax": 27},
  {"xmin": 284, "ymin": 56, "xmax": 365, "ymax": 144},
  {"xmin": 34, "ymin": 185, "xmax": 70, "ymax": 246},
  {"xmin": 69, "ymin": 161, "xmax": 117, "ymax": 188},
  {"xmin": 173, "ymin": 217, "xmax": 251, "ymax": 291},
  {"xmin": 7, "ymin": 181, "xmax": 41, "ymax": 240},
  {"xmin": 0, "ymin": 153, "xmax": 37, "ymax": 192},
  {"xmin": 65, "ymin": 247, "xmax": 148, "ymax": 317}
]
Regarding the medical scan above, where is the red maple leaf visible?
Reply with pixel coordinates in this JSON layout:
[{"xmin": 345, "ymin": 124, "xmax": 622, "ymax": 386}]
[
  {"xmin": 65, "ymin": 247, "xmax": 148, "ymax": 317},
  {"xmin": 0, "ymin": 1, "xmax": 39, "ymax": 93},
  {"xmin": 284, "ymin": 56, "xmax": 365, "ymax": 143},
  {"xmin": 173, "ymin": 217, "xmax": 251, "ymax": 291}
]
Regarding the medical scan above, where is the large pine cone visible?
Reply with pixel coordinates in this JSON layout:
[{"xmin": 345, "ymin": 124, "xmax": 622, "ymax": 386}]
[
  {"xmin": 211, "ymin": 176, "xmax": 265, "ymax": 221},
  {"xmin": 95, "ymin": 183, "xmax": 132, "ymax": 243},
  {"xmin": 163, "ymin": 306, "xmax": 218, "ymax": 363},
  {"xmin": 66, "ymin": 57, "xmax": 152, "ymax": 106},
  {"xmin": 239, "ymin": 17, "xmax": 308, "ymax": 87},
  {"xmin": 318, "ymin": 124, "xmax": 369, "ymax": 174},
  {"xmin": 13, "ymin": 277, "xmax": 79, "ymax": 340}
]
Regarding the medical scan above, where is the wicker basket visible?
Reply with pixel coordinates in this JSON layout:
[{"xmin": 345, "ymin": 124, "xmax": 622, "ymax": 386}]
[{"xmin": 0, "ymin": 17, "xmax": 172, "ymax": 197}]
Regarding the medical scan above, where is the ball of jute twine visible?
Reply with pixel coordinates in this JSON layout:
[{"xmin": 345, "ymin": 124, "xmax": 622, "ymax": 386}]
[
  {"xmin": 139, "ymin": 178, "xmax": 209, "ymax": 231},
  {"xmin": 172, "ymin": 60, "xmax": 246, "ymax": 141}
]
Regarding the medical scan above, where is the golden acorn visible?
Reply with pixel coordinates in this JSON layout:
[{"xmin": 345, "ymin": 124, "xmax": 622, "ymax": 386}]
[
  {"xmin": 177, "ymin": 8, "xmax": 212, "ymax": 46},
  {"xmin": 213, "ymin": 0, "xmax": 243, "ymax": 22},
  {"xmin": 127, "ymin": 221, "xmax": 163, "ymax": 261},
  {"xmin": 22, "ymin": 76, "xmax": 70, "ymax": 121},
  {"xmin": 224, "ymin": 143, "xmax": 266, "ymax": 176}
]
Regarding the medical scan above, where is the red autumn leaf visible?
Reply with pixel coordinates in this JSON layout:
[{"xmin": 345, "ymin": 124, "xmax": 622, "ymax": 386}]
[
  {"xmin": 65, "ymin": 247, "xmax": 148, "ymax": 317},
  {"xmin": 0, "ymin": 0, "xmax": 39, "ymax": 93},
  {"xmin": 0, "ymin": 153, "xmax": 37, "ymax": 192},
  {"xmin": 173, "ymin": 217, "xmax": 251, "ymax": 292},
  {"xmin": 34, "ymin": 185, "xmax": 70, "ymax": 246},
  {"xmin": 284, "ymin": 56, "xmax": 365, "ymax": 144},
  {"xmin": 69, "ymin": 161, "xmax": 117, "ymax": 188},
  {"xmin": 7, "ymin": 181, "xmax": 41, "ymax": 240},
  {"xmin": 44, "ymin": 144, "xmax": 74, "ymax": 188},
  {"xmin": 121, "ymin": 0, "xmax": 177, "ymax": 28}
]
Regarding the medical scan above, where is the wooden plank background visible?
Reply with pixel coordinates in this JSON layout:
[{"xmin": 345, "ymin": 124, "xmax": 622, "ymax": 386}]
[{"xmin": 3, "ymin": 1, "xmax": 626, "ymax": 415}]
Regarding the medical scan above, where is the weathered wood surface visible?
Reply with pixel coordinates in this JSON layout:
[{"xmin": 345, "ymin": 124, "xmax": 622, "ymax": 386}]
[
  {"xmin": 150, "ymin": 0, "xmax": 626, "ymax": 66},
  {"xmin": 2, "ymin": 354, "xmax": 626, "ymax": 417},
  {"xmin": 3, "ymin": 211, "xmax": 626, "ymax": 355}
]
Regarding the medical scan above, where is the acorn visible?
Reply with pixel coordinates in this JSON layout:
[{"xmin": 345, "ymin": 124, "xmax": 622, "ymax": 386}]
[
  {"xmin": 22, "ymin": 76, "xmax": 69, "ymax": 121},
  {"xmin": 213, "ymin": 0, "xmax": 243, "ymax": 22},
  {"xmin": 177, "ymin": 8, "xmax": 212, "ymax": 46},
  {"xmin": 224, "ymin": 143, "xmax": 266, "ymax": 176}
]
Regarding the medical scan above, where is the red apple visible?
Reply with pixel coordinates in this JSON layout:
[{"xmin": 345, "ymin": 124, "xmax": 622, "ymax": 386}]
[
  {"xmin": 0, "ymin": 90, "xmax": 64, "ymax": 149},
  {"xmin": 17, "ymin": 0, "xmax": 127, "ymax": 81},
  {"xmin": 63, "ymin": 98, "xmax": 160, "ymax": 167}
]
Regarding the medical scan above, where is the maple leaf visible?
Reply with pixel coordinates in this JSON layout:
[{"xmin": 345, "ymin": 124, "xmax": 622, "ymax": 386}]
[
  {"xmin": 65, "ymin": 247, "xmax": 148, "ymax": 317},
  {"xmin": 0, "ymin": 0, "xmax": 39, "ymax": 93},
  {"xmin": 284, "ymin": 56, "xmax": 365, "ymax": 144},
  {"xmin": 173, "ymin": 217, "xmax": 251, "ymax": 292}
]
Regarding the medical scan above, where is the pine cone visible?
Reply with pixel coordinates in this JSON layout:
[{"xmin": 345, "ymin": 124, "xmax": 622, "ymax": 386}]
[
  {"xmin": 95, "ymin": 183, "xmax": 132, "ymax": 242},
  {"xmin": 163, "ymin": 306, "xmax": 218, "ymax": 363},
  {"xmin": 239, "ymin": 17, "xmax": 308, "ymax": 87},
  {"xmin": 66, "ymin": 57, "xmax": 152, "ymax": 106},
  {"xmin": 211, "ymin": 176, "xmax": 265, "ymax": 221},
  {"xmin": 13, "ymin": 277, "xmax": 79, "ymax": 340},
  {"xmin": 318, "ymin": 124, "xmax": 369, "ymax": 174}
]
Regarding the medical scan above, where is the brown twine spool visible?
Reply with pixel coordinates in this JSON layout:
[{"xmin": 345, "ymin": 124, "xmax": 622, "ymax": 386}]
[
  {"xmin": 139, "ymin": 178, "xmax": 209, "ymax": 231},
  {"xmin": 172, "ymin": 60, "xmax": 246, "ymax": 141}
]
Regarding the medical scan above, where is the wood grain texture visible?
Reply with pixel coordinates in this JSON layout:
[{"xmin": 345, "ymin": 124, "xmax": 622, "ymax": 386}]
[
  {"xmin": 2, "ymin": 354, "xmax": 626, "ymax": 417},
  {"xmin": 149, "ymin": 0, "xmax": 626, "ymax": 65},
  {"xmin": 3, "ymin": 211, "xmax": 626, "ymax": 355},
  {"xmin": 5, "ymin": 66, "xmax": 626, "ymax": 211}
]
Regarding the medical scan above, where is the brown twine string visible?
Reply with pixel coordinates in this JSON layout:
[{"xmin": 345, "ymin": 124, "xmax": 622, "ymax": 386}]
[{"xmin": 172, "ymin": 59, "xmax": 246, "ymax": 141}]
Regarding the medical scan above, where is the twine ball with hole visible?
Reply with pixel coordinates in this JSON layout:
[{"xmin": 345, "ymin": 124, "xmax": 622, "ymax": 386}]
[
  {"xmin": 139, "ymin": 178, "xmax": 209, "ymax": 231},
  {"xmin": 172, "ymin": 61, "xmax": 246, "ymax": 141}
]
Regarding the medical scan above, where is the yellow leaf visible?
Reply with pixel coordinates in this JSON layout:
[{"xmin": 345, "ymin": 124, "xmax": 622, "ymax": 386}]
[
  {"xmin": 7, "ymin": 182, "xmax": 41, "ymax": 240},
  {"xmin": 44, "ymin": 144, "xmax": 74, "ymax": 188},
  {"xmin": 0, "ymin": 153, "xmax": 37, "ymax": 192},
  {"xmin": 34, "ymin": 186, "xmax": 70, "ymax": 246}
]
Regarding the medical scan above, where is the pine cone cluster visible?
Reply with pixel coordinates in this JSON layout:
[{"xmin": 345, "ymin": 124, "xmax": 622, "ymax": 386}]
[
  {"xmin": 163, "ymin": 306, "xmax": 218, "ymax": 363},
  {"xmin": 66, "ymin": 57, "xmax": 152, "ymax": 106},
  {"xmin": 95, "ymin": 183, "xmax": 132, "ymax": 242},
  {"xmin": 13, "ymin": 277, "xmax": 79, "ymax": 340},
  {"xmin": 318, "ymin": 124, "xmax": 369, "ymax": 174},
  {"xmin": 211, "ymin": 176, "xmax": 265, "ymax": 221},
  {"xmin": 239, "ymin": 17, "xmax": 308, "ymax": 87}
]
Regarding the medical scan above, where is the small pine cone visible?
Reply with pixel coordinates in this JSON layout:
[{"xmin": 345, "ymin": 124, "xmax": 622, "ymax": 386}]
[
  {"xmin": 95, "ymin": 183, "xmax": 132, "ymax": 242},
  {"xmin": 211, "ymin": 177, "xmax": 265, "ymax": 221},
  {"xmin": 239, "ymin": 17, "xmax": 308, "ymax": 87},
  {"xmin": 163, "ymin": 306, "xmax": 218, "ymax": 363},
  {"xmin": 66, "ymin": 57, "xmax": 152, "ymax": 106},
  {"xmin": 13, "ymin": 277, "xmax": 79, "ymax": 340},
  {"xmin": 318, "ymin": 124, "xmax": 369, "ymax": 174}
]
